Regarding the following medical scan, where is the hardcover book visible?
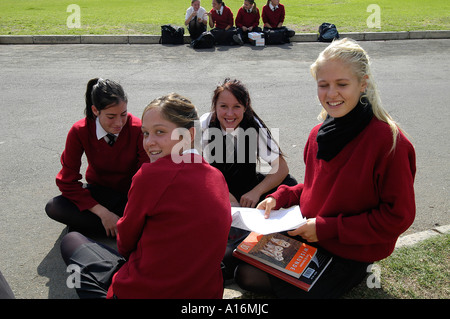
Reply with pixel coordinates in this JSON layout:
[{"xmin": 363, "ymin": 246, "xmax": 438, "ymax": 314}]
[{"xmin": 233, "ymin": 232, "xmax": 333, "ymax": 291}]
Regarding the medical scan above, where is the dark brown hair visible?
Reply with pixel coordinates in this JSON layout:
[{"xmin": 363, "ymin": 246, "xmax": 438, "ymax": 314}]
[{"xmin": 85, "ymin": 78, "xmax": 127, "ymax": 120}]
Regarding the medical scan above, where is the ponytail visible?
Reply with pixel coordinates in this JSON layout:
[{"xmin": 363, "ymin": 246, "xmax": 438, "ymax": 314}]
[
  {"xmin": 84, "ymin": 78, "xmax": 128, "ymax": 120},
  {"xmin": 84, "ymin": 78, "xmax": 99, "ymax": 119}
]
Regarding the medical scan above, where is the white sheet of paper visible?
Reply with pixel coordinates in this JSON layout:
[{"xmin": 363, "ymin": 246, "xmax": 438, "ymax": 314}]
[{"xmin": 231, "ymin": 205, "xmax": 306, "ymax": 235}]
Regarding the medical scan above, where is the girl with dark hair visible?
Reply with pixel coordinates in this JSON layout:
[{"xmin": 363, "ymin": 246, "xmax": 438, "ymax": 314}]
[
  {"xmin": 202, "ymin": 78, "xmax": 296, "ymax": 208},
  {"xmin": 45, "ymin": 78, "xmax": 148, "ymax": 237},
  {"xmin": 201, "ymin": 78, "xmax": 297, "ymax": 279},
  {"xmin": 234, "ymin": 0, "xmax": 262, "ymax": 45}
]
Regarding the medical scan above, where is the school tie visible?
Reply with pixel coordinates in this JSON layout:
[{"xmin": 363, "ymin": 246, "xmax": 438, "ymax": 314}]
[{"xmin": 106, "ymin": 133, "xmax": 116, "ymax": 146}]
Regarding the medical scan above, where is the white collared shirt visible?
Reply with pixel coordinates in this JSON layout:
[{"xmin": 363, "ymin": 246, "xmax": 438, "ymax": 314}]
[
  {"xmin": 185, "ymin": 5, "xmax": 208, "ymax": 22},
  {"xmin": 96, "ymin": 117, "xmax": 118, "ymax": 143},
  {"xmin": 182, "ymin": 148, "xmax": 200, "ymax": 155},
  {"xmin": 269, "ymin": 3, "xmax": 279, "ymax": 11},
  {"xmin": 216, "ymin": 5, "xmax": 224, "ymax": 15}
]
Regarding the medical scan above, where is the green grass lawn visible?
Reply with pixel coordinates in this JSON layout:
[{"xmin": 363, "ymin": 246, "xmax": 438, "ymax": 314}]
[{"xmin": 1, "ymin": 0, "xmax": 449, "ymax": 35}]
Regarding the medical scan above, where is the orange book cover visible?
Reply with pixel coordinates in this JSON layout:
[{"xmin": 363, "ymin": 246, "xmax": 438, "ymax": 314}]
[{"xmin": 234, "ymin": 232, "xmax": 332, "ymax": 291}]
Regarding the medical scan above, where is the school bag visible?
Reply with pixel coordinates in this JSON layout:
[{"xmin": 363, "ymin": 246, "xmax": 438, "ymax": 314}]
[
  {"xmin": 263, "ymin": 28, "xmax": 287, "ymax": 45},
  {"xmin": 160, "ymin": 24, "xmax": 185, "ymax": 45},
  {"xmin": 190, "ymin": 31, "xmax": 215, "ymax": 49},
  {"xmin": 318, "ymin": 23, "xmax": 339, "ymax": 42}
]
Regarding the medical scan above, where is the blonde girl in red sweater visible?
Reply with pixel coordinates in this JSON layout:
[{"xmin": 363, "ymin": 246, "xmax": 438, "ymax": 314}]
[{"xmin": 235, "ymin": 38, "xmax": 416, "ymax": 298}]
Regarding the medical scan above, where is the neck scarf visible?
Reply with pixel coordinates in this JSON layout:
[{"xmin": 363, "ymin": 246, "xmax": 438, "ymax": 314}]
[{"xmin": 316, "ymin": 98, "xmax": 373, "ymax": 161}]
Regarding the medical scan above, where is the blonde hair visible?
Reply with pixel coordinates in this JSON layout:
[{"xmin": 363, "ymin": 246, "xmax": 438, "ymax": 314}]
[
  {"xmin": 310, "ymin": 38, "xmax": 401, "ymax": 151},
  {"xmin": 142, "ymin": 93, "xmax": 199, "ymax": 129}
]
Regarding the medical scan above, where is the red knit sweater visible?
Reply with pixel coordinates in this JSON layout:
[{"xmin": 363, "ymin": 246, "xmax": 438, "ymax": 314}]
[
  {"xmin": 209, "ymin": 6, "xmax": 234, "ymax": 29},
  {"xmin": 262, "ymin": 4, "xmax": 285, "ymax": 27},
  {"xmin": 108, "ymin": 154, "xmax": 232, "ymax": 299},
  {"xmin": 270, "ymin": 118, "xmax": 416, "ymax": 262},
  {"xmin": 235, "ymin": 7, "xmax": 260, "ymax": 29},
  {"xmin": 55, "ymin": 114, "xmax": 148, "ymax": 211}
]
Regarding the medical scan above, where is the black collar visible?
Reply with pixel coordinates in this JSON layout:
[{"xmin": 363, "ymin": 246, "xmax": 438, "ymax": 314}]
[{"xmin": 316, "ymin": 98, "xmax": 373, "ymax": 161}]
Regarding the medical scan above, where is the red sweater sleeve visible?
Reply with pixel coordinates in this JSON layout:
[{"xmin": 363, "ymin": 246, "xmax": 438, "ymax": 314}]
[
  {"xmin": 224, "ymin": 6, "xmax": 234, "ymax": 27},
  {"xmin": 56, "ymin": 120, "xmax": 98, "ymax": 211},
  {"xmin": 235, "ymin": 7, "xmax": 244, "ymax": 28},
  {"xmin": 261, "ymin": 5, "xmax": 269, "ymax": 25}
]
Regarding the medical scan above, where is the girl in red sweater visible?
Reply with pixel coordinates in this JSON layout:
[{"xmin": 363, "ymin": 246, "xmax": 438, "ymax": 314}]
[
  {"xmin": 208, "ymin": 0, "xmax": 238, "ymax": 45},
  {"xmin": 45, "ymin": 78, "xmax": 148, "ymax": 237},
  {"xmin": 235, "ymin": 38, "xmax": 416, "ymax": 298},
  {"xmin": 234, "ymin": 0, "xmax": 262, "ymax": 45},
  {"xmin": 60, "ymin": 93, "xmax": 231, "ymax": 299},
  {"xmin": 261, "ymin": 0, "xmax": 295, "ymax": 43}
]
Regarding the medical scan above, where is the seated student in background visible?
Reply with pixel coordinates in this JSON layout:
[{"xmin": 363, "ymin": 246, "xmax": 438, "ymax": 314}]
[
  {"xmin": 234, "ymin": 0, "xmax": 262, "ymax": 45},
  {"xmin": 185, "ymin": 0, "xmax": 208, "ymax": 40},
  {"xmin": 262, "ymin": 0, "xmax": 295, "ymax": 42},
  {"xmin": 60, "ymin": 93, "xmax": 232, "ymax": 299},
  {"xmin": 207, "ymin": 0, "xmax": 237, "ymax": 45},
  {"xmin": 201, "ymin": 78, "xmax": 297, "ymax": 280},
  {"xmin": 45, "ymin": 78, "xmax": 148, "ymax": 237},
  {"xmin": 235, "ymin": 38, "xmax": 416, "ymax": 299}
]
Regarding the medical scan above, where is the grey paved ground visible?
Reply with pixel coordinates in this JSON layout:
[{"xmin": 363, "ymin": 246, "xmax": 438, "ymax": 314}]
[{"xmin": 0, "ymin": 39, "xmax": 449, "ymax": 299}]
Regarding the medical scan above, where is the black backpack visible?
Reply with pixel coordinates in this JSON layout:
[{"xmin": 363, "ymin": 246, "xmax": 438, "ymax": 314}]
[
  {"xmin": 318, "ymin": 23, "xmax": 339, "ymax": 42},
  {"xmin": 160, "ymin": 24, "xmax": 185, "ymax": 45},
  {"xmin": 264, "ymin": 27, "xmax": 288, "ymax": 45},
  {"xmin": 190, "ymin": 31, "xmax": 215, "ymax": 49}
]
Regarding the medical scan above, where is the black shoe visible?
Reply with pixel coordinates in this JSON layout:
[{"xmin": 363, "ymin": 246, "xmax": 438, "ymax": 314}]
[{"xmin": 233, "ymin": 34, "xmax": 244, "ymax": 45}]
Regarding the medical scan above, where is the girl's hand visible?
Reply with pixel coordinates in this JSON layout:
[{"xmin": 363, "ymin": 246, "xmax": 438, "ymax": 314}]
[
  {"xmin": 256, "ymin": 197, "xmax": 276, "ymax": 219},
  {"xmin": 229, "ymin": 193, "xmax": 240, "ymax": 207},
  {"xmin": 90, "ymin": 204, "xmax": 120, "ymax": 237},
  {"xmin": 240, "ymin": 189, "xmax": 262, "ymax": 208},
  {"xmin": 288, "ymin": 218, "xmax": 318, "ymax": 242},
  {"xmin": 101, "ymin": 210, "xmax": 120, "ymax": 237}
]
